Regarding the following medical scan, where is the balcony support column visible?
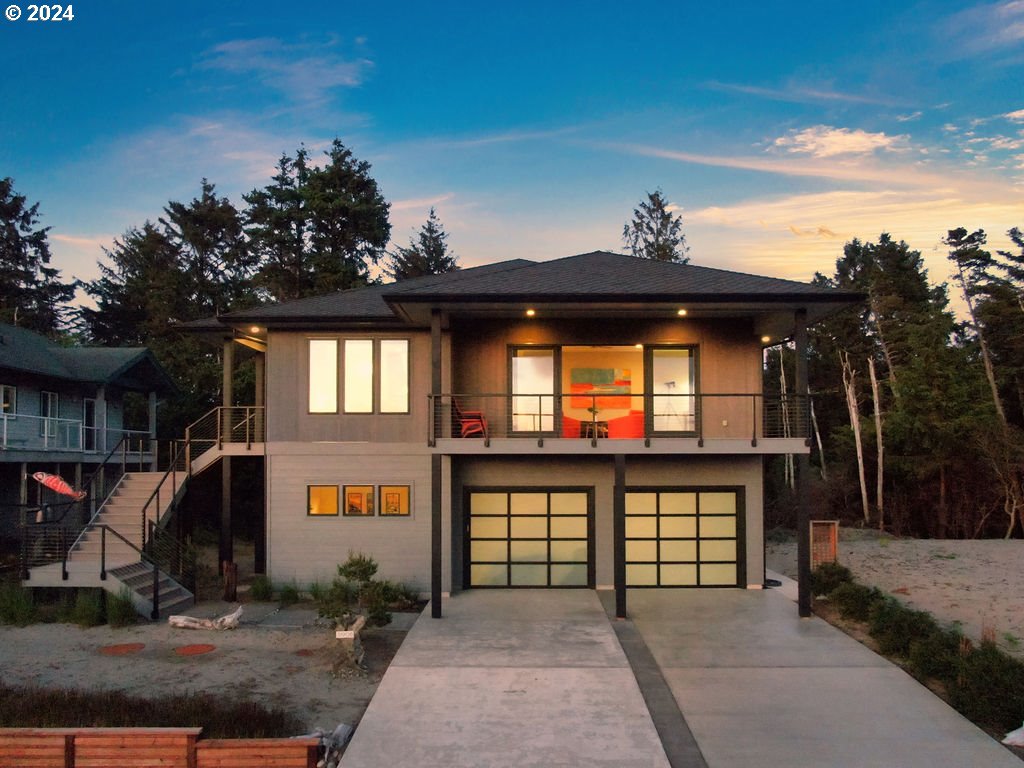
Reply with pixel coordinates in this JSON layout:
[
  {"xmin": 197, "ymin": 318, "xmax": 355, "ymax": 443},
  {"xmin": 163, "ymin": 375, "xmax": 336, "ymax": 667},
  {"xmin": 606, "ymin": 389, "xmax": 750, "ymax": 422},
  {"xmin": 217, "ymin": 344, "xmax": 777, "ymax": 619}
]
[
  {"xmin": 431, "ymin": 310, "xmax": 443, "ymax": 618},
  {"xmin": 96, "ymin": 386, "xmax": 107, "ymax": 454},
  {"xmin": 220, "ymin": 337, "xmax": 234, "ymax": 568},
  {"xmin": 794, "ymin": 308, "xmax": 812, "ymax": 618},
  {"xmin": 614, "ymin": 454, "xmax": 627, "ymax": 619},
  {"xmin": 148, "ymin": 391, "xmax": 157, "ymax": 470}
]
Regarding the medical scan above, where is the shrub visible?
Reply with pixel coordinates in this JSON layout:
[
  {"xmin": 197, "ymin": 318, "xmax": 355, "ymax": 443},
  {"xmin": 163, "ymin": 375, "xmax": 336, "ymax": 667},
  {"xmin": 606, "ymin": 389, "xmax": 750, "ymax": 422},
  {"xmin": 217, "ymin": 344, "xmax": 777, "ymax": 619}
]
[
  {"xmin": 307, "ymin": 581, "xmax": 324, "ymax": 602},
  {"xmin": 71, "ymin": 589, "xmax": 105, "ymax": 627},
  {"xmin": 337, "ymin": 552, "xmax": 379, "ymax": 583},
  {"xmin": 0, "ymin": 583, "xmax": 36, "ymax": 626},
  {"xmin": 950, "ymin": 641, "xmax": 1024, "ymax": 732},
  {"xmin": 278, "ymin": 582, "xmax": 299, "ymax": 607},
  {"xmin": 106, "ymin": 588, "xmax": 137, "ymax": 628},
  {"xmin": 907, "ymin": 626, "xmax": 962, "ymax": 683},
  {"xmin": 249, "ymin": 574, "xmax": 273, "ymax": 602},
  {"xmin": 867, "ymin": 599, "xmax": 939, "ymax": 658},
  {"xmin": 811, "ymin": 562, "xmax": 853, "ymax": 596},
  {"xmin": 829, "ymin": 582, "xmax": 884, "ymax": 622}
]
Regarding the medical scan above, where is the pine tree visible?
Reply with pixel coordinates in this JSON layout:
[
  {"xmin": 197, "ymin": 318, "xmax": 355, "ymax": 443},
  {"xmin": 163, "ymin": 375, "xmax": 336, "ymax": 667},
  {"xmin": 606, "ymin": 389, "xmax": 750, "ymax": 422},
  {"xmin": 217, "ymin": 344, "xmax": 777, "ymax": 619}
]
[
  {"xmin": 621, "ymin": 189, "xmax": 689, "ymax": 263},
  {"xmin": 0, "ymin": 177, "xmax": 75, "ymax": 334},
  {"xmin": 384, "ymin": 208, "xmax": 459, "ymax": 281}
]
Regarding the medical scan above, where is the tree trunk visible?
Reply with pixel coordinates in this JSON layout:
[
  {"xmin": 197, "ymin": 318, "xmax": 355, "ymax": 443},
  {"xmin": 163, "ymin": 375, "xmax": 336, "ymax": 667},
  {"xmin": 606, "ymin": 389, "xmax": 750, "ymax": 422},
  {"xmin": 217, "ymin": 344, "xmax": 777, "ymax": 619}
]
[
  {"xmin": 936, "ymin": 464, "xmax": 948, "ymax": 538},
  {"xmin": 841, "ymin": 351, "xmax": 870, "ymax": 525},
  {"xmin": 810, "ymin": 392, "xmax": 827, "ymax": 482},
  {"xmin": 868, "ymin": 289, "xmax": 898, "ymax": 401},
  {"xmin": 779, "ymin": 347, "xmax": 794, "ymax": 490},
  {"xmin": 868, "ymin": 357, "xmax": 885, "ymax": 531},
  {"xmin": 955, "ymin": 262, "xmax": 1007, "ymax": 425}
]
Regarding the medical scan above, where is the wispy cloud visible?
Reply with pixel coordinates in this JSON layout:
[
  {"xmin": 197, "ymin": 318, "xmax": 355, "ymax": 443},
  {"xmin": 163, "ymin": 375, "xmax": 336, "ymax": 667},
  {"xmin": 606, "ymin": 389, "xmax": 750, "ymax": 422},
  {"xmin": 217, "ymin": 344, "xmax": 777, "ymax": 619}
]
[
  {"xmin": 896, "ymin": 111, "xmax": 923, "ymax": 122},
  {"xmin": 937, "ymin": 1, "xmax": 1024, "ymax": 55},
  {"xmin": 391, "ymin": 193, "xmax": 455, "ymax": 211},
  {"xmin": 606, "ymin": 142, "xmax": 948, "ymax": 187},
  {"xmin": 199, "ymin": 37, "xmax": 372, "ymax": 104},
  {"xmin": 772, "ymin": 125, "xmax": 909, "ymax": 158},
  {"xmin": 1006, "ymin": 108, "xmax": 1024, "ymax": 121},
  {"xmin": 704, "ymin": 79, "xmax": 904, "ymax": 107},
  {"xmin": 427, "ymin": 126, "xmax": 580, "ymax": 149}
]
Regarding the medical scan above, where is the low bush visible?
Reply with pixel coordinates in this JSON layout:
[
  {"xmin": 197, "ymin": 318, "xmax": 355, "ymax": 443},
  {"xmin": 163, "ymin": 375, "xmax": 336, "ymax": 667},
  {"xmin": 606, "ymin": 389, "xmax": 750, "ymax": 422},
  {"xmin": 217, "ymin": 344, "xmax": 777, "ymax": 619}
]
[
  {"xmin": 0, "ymin": 583, "xmax": 36, "ymax": 626},
  {"xmin": 71, "ymin": 589, "xmax": 104, "ymax": 627},
  {"xmin": 907, "ymin": 626, "xmax": 962, "ymax": 683},
  {"xmin": 950, "ymin": 641, "xmax": 1024, "ymax": 732},
  {"xmin": 249, "ymin": 574, "xmax": 273, "ymax": 602},
  {"xmin": 337, "ymin": 552, "xmax": 379, "ymax": 583},
  {"xmin": 867, "ymin": 598, "xmax": 938, "ymax": 658},
  {"xmin": 810, "ymin": 562, "xmax": 853, "ymax": 596},
  {"xmin": 0, "ymin": 682, "xmax": 303, "ymax": 737},
  {"xmin": 106, "ymin": 588, "xmax": 137, "ymax": 628},
  {"xmin": 829, "ymin": 582, "xmax": 884, "ymax": 622},
  {"xmin": 277, "ymin": 582, "xmax": 299, "ymax": 607}
]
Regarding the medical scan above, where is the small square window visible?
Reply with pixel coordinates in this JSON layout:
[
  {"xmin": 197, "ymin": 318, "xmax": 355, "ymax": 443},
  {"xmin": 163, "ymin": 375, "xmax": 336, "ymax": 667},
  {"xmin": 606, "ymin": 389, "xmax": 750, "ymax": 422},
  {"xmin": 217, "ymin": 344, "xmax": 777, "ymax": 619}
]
[
  {"xmin": 379, "ymin": 485, "xmax": 411, "ymax": 516},
  {"xmin": 1, "ymin": 385, "xmax": 15, "ymax": 418},
  {"xmin": 307, "ymin": 485, "xmax": 339, "ymax": 516},
  {"xmin": 343, "ymin": 485, "xmax": 375, "ymax": 516}
]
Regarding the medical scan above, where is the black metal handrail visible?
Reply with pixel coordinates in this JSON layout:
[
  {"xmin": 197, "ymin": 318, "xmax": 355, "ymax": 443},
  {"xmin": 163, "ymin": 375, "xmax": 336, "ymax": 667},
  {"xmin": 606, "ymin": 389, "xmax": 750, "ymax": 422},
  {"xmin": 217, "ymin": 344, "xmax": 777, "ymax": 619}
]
[
  {"xmin": 429, "ymin": 392, "xmax": 811, "ymax": 446},
  {"xmin": 139, "ymin": 440, "xmax": 188, "ymax": 548},
  {"xmin": 92, "ymin": 523, "xmax": 166, "ymax": 620}
]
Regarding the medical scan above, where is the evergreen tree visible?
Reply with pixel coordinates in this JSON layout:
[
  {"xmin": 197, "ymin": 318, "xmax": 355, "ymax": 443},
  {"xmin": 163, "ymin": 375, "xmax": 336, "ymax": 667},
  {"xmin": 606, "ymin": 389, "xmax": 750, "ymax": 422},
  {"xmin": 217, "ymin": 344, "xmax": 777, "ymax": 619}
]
[
  {"xmin": 0, "ymin": 177, "xmax": 75, "ymax": 334},
  {"xmin": 245, "ymin": 140, "xmax": 391, "ymax": 301},
  {"xmin": 384, "ymin": 208, "xmax": 459, "ymax": 281},
  {"xmin": 622, "ymin": 189, "xmax": 689, "ymax": 263},
  {"xmin": 160, "ymin": 179, "xmax": 258, "ymax": 315}
]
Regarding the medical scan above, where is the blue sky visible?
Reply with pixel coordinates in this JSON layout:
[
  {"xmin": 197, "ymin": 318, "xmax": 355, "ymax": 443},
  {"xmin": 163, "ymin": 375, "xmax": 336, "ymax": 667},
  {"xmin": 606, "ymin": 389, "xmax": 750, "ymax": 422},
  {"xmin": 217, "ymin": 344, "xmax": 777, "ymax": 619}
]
[{"xmin": 1, "ymin": 1, "xmax": 1022, "ymax": 301}]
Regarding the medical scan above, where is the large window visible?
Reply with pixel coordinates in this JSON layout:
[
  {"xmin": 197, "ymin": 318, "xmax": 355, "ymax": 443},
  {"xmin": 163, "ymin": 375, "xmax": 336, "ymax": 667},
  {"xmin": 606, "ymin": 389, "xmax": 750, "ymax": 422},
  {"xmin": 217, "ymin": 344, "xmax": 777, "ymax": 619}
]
[
  {"xmin": 309, "ymin": 340, "xmax": 339, "ymax": 413},
  {"xmin": 511, "ymin": 347, "xmax": 555, "ymax": 432},
  {"xmin": 1, "ymin": 385, "xmax": 15, "ymax": 417},
  {"xmin": 309, "ymin": 338, "xmax": 410, "ymax": 415},
  {"xmin": 649, "ymin": 347, "xmax": 696, "ymax": 433}
]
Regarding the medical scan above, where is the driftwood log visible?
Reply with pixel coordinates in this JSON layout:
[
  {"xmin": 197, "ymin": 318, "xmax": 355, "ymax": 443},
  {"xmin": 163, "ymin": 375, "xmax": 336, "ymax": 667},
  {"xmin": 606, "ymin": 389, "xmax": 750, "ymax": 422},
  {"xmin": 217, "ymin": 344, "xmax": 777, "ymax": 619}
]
[{"xmin": 168, "ymin": 605, "xmax": 243, "ymax": 630}]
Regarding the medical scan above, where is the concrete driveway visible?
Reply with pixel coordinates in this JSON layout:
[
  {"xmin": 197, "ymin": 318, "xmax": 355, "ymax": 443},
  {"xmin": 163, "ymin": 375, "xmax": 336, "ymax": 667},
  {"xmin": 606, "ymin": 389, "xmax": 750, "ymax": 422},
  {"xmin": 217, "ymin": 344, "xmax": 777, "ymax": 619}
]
[
  {"xmin": 628, "ymin": 582, "xmax": 1021, "ymax": 768},
  {"xmin": 340, "ymin": 590, "xmax": 669, "ymax": 768}
]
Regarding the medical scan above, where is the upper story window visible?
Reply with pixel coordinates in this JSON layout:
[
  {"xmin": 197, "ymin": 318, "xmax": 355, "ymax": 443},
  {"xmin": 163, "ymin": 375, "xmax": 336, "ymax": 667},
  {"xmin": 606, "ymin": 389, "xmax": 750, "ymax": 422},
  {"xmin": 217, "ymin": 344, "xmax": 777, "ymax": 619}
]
[
  {"xmin": 309, "ymin": 338, "xmax": 410, "ymax": 415},
  {"xmin": 309, "ymin": 339, "xmax": 339, "ymax": 413},
  {"xmin": 1, "ymin": 385, "xmax": 15, "ymax": 418},
  {"xmin": 648, "ymin": 346, "xmax": 697, "ymax": 433}
]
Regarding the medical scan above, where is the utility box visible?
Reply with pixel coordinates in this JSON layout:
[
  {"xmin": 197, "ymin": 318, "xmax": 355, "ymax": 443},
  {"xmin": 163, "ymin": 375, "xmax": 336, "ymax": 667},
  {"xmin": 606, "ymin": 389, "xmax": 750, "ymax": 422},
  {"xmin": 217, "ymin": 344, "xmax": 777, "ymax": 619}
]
[{"xmin": 810, "ymin": 520, "xmax": 839, "ymax": 570}]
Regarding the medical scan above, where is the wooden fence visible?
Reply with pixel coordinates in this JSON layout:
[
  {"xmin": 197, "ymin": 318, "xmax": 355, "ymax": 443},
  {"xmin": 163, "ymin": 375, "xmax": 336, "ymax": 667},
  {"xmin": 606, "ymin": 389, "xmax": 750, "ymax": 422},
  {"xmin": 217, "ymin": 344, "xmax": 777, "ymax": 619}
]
[{"xmin": 0, "ymin": 728, "xmax": 319, "ymax": 768}]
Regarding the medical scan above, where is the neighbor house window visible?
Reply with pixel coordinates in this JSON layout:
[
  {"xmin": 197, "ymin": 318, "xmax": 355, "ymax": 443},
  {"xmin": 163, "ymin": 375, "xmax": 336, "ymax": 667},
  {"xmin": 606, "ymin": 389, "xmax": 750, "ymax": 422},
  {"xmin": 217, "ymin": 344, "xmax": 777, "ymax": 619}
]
[
  {"xmin": 1, "ymin": 385, "xmax": 15, "ymax": 417},
  {"xmin": 379, "ymin": 485, "xmax": 411, "ymax": 516},
  {"xmin": 309, "ymin": 340, "xmax": 339, "ymax": 413},
  {"xmin": 344, "ymin": 340, "xmax": 374, "ymax": 413},
  {"xmin": 379, "ymin": 340, "xmax": 409, "ymax": 413},
  {"xmin": 344, "ymin": 485, "xmax": 375, "ymax": 516},
  {"xmin": 40, "ymin": 390, "xmax": 58, "ymax": 437},
  {"xmin": 307, "ymin": 485, "xmax": 339, "ymax": 516}
]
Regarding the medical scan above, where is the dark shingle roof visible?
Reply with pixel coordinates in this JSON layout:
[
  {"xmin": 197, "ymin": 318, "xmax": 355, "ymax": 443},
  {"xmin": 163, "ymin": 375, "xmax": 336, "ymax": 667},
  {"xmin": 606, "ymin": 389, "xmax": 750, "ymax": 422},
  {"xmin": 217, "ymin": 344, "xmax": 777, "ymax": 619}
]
[
  {"xmin": 214, "ymin": 251, "xmax": 860, "ymax": 325},
  {"xmin": 0, "ymin": 324, "xmax": 175, "ymax": 393}
]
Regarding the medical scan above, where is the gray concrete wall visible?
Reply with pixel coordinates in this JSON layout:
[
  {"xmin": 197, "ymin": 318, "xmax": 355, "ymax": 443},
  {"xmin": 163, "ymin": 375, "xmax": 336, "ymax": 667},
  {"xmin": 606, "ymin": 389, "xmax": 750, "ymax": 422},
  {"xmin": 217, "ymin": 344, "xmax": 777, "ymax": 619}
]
[
  {"xmin": 454, "ymin": 454, "xmax": 764, "ymax": 589},
  {"xmin": 264, "ymin": 442, "xmax": 446, "ymax": 593}
]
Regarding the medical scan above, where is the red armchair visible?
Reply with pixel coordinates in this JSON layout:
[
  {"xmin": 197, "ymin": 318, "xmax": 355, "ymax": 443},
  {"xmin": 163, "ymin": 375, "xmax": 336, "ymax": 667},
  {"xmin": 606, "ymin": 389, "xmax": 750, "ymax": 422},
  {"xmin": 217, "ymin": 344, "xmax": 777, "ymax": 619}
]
[
  {"xmin": 607, "ymin": 410, "xmax": 645, "ymax": 438},
  {"xmin": 561, "ymin": 415, "xmax": 582, "ymax": 438}
]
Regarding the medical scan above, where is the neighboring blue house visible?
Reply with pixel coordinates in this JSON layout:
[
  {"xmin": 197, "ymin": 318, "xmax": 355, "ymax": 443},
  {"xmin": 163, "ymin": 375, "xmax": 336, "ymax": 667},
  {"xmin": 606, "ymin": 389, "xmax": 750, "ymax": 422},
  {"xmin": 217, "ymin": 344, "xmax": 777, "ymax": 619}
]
[{"xmin": 0, "ymin": 323, "xmax": 175, "ymax": 530}]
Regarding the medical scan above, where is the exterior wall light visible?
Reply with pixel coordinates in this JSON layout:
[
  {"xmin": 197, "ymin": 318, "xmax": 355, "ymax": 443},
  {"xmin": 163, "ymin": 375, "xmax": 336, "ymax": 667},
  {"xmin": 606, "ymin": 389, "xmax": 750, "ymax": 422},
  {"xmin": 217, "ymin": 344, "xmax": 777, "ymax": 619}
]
[
  {"xmin": 677, "ymin": 309, "xmax": 688, "ymax": 317},
  {"xmin": 761, "ymin": 336, "xmax": 771, "ymax": 343},
  {"xmin": 526, "ymin": 309, "xmax": 536, "ymax": 317}
]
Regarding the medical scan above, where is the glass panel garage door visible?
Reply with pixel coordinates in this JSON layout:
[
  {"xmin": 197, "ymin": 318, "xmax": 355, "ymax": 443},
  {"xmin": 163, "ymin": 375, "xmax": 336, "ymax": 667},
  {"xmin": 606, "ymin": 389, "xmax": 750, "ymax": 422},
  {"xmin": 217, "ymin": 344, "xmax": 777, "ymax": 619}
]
[
  {"xmin": 625, "ymin": 489, "xmax": 741, "ymax": 587},
  {"xmin": 468, "ymin": 490, "xmax": 592, "ymax": 587}
]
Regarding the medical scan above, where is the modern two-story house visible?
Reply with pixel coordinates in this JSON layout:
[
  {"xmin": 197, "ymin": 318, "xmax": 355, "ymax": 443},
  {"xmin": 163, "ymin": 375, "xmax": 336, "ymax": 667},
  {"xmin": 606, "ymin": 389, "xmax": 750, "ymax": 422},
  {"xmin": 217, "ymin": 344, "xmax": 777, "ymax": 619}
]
[{"xmin": 200, "ymin": 251, "xmax": 859, "ymax": 617}]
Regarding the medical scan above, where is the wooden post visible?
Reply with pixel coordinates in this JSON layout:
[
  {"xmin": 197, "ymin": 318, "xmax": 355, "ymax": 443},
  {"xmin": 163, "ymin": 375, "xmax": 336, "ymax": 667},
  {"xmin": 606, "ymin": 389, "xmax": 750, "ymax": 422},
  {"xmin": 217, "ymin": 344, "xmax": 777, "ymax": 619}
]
[{"xmin": 220, "ymin": 338, "xmax": 234, "ymax": 567}]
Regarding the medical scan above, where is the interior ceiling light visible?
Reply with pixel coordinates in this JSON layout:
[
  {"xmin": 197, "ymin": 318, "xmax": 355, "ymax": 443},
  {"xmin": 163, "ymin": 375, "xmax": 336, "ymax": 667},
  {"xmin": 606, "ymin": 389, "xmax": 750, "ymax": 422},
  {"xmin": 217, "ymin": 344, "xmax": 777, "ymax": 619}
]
[
  {"xmin": 677, "ymin": 308, "xmax": 688, "ymax": 317},
  {"xmin": 634, "ymin": 343, "xmax": 643, "ymax": 349},
  {"xmin": 250, "ymin": 326, "xmax": 261, "ymax": 334},
  {"xmin": 526, "ymin": 308, "xmax": 536, "ymax": 317}
]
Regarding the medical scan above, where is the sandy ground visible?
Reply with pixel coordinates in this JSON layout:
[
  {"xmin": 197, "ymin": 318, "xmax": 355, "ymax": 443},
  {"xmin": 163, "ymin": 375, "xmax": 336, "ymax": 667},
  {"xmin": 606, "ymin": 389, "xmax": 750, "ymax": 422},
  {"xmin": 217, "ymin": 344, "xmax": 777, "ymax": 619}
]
[
  {"xmin": 0, "ymin": 600, "xmax": 417, "ymax": 731},
  {"xmin": 766, "ymin": 529, "xmax": 1024, "ymax": 657}
]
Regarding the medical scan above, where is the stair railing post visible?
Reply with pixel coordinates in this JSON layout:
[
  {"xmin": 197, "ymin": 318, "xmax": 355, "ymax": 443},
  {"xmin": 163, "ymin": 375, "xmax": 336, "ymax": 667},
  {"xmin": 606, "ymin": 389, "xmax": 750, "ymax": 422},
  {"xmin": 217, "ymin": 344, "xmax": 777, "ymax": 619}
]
[
  {"xmin": 217, "ymin": 407, "xmax": 223, "ymax": 451},
  {"xmin": 19, "ymin": 507, "xmax": 28, "ymax": 580},
  {"xmin": 60, "ymin": 527, "xmax": 68, "ymax": 581},
  {"xmin": 100, "ymin": 526, "xmax": 106, "ymax": 580},
  {"xmin": 151, "ymin": 558, "xmax": 160, "ymax": 620}
]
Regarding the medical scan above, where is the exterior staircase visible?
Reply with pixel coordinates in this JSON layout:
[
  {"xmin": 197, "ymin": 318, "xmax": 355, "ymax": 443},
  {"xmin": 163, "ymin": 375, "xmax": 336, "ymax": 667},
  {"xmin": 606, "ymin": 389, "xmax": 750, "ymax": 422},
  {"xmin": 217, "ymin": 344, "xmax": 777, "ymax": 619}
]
[{"xmin": 24, "ymin": 471, "xmax": 194, "ymax": 619}]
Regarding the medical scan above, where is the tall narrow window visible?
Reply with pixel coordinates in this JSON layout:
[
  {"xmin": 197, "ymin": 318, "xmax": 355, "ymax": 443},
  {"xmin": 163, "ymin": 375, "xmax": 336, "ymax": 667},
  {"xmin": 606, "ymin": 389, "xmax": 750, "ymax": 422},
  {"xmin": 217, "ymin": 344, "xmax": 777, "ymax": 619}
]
[
  {"xmin": 650, "ymin": 348, "xmax": 696, "ymax": 432},
  {"xmin": 0, "ymin": 385, "xmax": 15, "ymax": 417},
  {"xmin": 40, "ymin": 390, "xmax": 58, "ymax": 438},
  {"xmin": 379, "ymin": 340, "xmax": 409, "ymax": 413},
  {"xmin": 309, "ymin": 340, "xmax": 338, "ymax": 413},
  {"xmin": 512, "ymin": 348, "xmax": 555, "ymax": 432},
  {"xmin": 344, "ymin": 340, "xmax": 374, "ymax": 413}
]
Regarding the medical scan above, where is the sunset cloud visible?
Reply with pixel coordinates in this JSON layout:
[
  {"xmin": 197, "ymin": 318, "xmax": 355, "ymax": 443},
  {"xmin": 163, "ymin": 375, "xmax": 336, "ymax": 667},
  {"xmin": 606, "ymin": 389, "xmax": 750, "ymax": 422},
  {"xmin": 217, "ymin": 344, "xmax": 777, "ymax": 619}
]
[{"xmin": 772, "ymin": 126, "xmax": 909, "ymax": 158}]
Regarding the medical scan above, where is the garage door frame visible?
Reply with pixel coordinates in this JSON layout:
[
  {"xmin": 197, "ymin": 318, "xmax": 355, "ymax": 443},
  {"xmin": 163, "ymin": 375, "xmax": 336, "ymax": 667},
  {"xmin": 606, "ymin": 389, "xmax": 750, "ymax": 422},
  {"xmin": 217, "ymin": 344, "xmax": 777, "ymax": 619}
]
[
  {"xmin": 624, "ymin": 485, "xmax": 746, "ymax": 588},
  {"xmin": 464, "ymin": 486, "xmax": 595, "ymax": 588}
]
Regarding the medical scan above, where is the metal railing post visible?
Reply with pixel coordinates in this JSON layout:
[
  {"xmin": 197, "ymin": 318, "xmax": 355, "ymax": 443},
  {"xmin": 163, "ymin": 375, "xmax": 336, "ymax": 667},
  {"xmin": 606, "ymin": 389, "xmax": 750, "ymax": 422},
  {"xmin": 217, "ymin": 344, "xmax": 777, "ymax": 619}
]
[
  {"xmin": 697, "ymin": 394, "xmax": 704, "ymax": 447},
  {"xmin": 217, "ymin": 407, "xmax": 223, "ymax": 450},
  {"xmin": 151, "ymin": 560, "xmax": 160, "ymax": 620},
  {"xmin": 751, "ymin": 395, "xmax": 758, "ymax": 447},
  {"xmin": 60, "ymin": 528, "xmax": 68, "ymax": 581},
  {"xmin": 100, "ymin": 526, "xmax": 107, "ymax": 580}
]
